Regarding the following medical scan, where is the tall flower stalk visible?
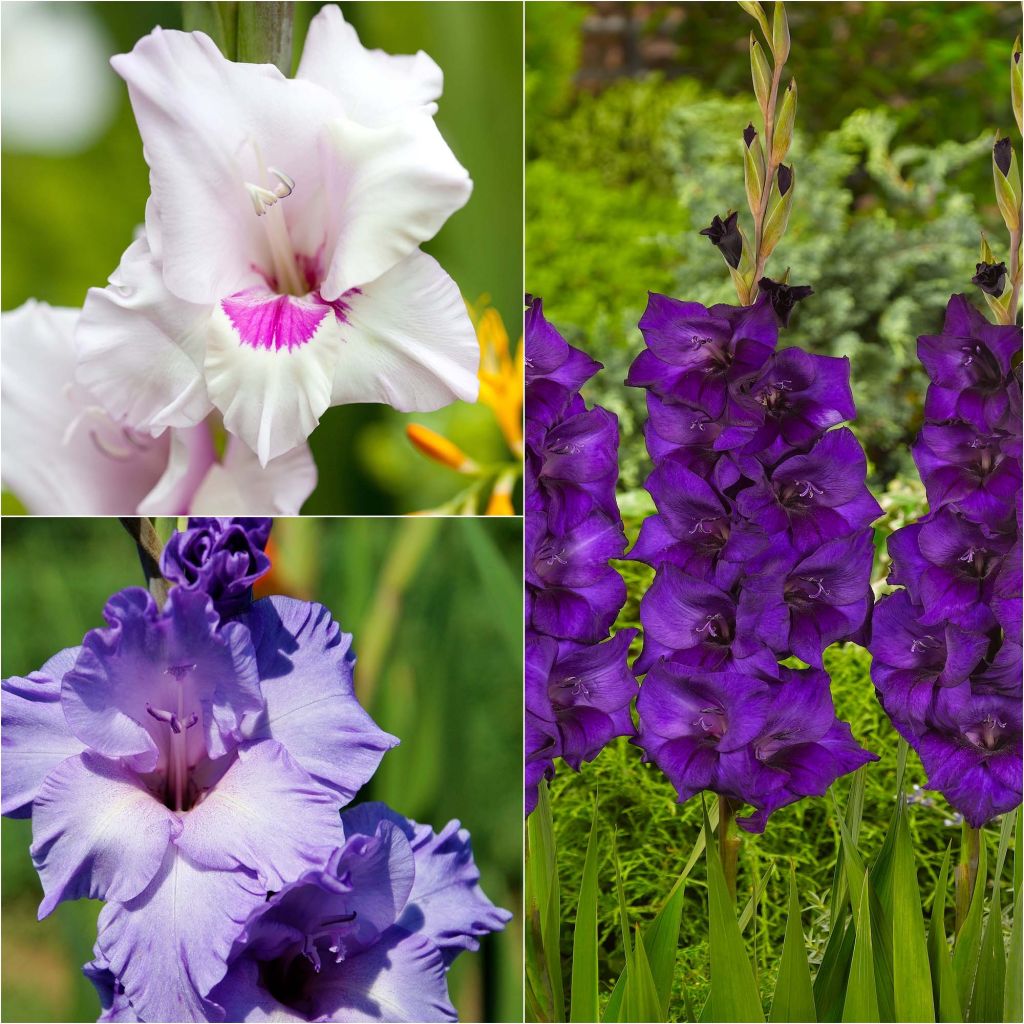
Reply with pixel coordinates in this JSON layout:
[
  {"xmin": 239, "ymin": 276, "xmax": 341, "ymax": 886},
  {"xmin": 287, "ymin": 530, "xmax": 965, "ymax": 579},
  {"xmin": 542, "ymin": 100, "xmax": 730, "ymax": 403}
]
[
  {"xmin": 627, "ymin": 1, "xmax": 880, "ymax": 897},
  {"xmin": 868, "ymin": 36, "xmax": 1023, "ymax": 930}
]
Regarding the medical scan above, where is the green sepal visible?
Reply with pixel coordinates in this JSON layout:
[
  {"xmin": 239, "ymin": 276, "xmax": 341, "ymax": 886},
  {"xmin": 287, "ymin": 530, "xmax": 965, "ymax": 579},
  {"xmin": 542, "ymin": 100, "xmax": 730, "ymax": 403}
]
[
  {"xmin": 737, "ymin": 1, "xmax": 772, "ymax": 44},
  {"xmin": 993, "ymin": 143, "xmax": 1022, "ymax": 233},
  {"xmin": 762, "ymin": 167, "xmax": 795, "ymax": 259},
  {"xmin": 979, "ymin": 233, "xmax": 996, "ymax": 264},
  {"xmin": 744, "ymin": 131, "xmax": 767, "ymax": 218},
  {"xmin": 751, "ymin": 35, "xmax": 772, "ymax": 114},
  {"xmin": 771, "ymin": 0, "xmax": 791, "ymax": 65},
  {"xmin": 772, "ymin": 79, "xmax": 797, "ymax": 165}
]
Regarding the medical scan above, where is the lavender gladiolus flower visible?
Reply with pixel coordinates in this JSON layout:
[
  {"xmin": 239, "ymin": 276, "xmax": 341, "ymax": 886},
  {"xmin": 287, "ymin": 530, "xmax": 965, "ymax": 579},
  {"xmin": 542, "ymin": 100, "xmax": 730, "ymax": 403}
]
[
  {"xmin": 525, "ymin": 297, "xmax": 636, "ymax": 812},
  {"xmin": 628, "ymin": 289, "xmax": 878, "ymax": 829},
  {"xmin": 161, "ymin": 517, "xmax": 273, "ymax": 620},
  {"xmin": 870, "ymin": 293, "xmax": 1023, "ymax": 827},
  {"xmin": 2, "ymin": 586, "xmax": 397, "ymax": 1021}
]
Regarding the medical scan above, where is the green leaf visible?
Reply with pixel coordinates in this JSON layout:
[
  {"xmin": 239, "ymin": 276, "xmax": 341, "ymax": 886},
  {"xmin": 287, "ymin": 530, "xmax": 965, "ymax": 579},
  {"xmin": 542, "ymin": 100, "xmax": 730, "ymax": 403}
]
[
  {"xmin": 569, "ymin": 799, "xmax": 600, "ymax": 1024},
  {"xmin": 891, "ymin": 800, "xmax": 936, "ymax": 1021},
  {"xmin": 762, "ymin": 167, "xmax": 795, "ymax": 259},
  {"xmin": 1004, "ymin": 883, "xmax": 1023, "ymax": 1022},
  {"xmin": 770, "ymin": 867, "xmax": 816, "ymax": 1022},
  {"xmin": 527, "ymin": 781, "xmax": 565, "ymax": 1022},
  {"xmin": 631, "ymin": 924, "xmax": 666, "ymax": 1023},
  {"xmin": 738, "ymin": 859, "xmax": 777, "ymax": 934},
  {"xmin": 971, "ymin": 876, "xmax": 1005, "ymax": 1023},
  {"xmin": 952, "ymin": 831, "xmax": 987, "ymax": 1015},
  {"xmin": 704, "ymin": 801, "xmax": 765, "ymax": 1023},
  {"xmin": 927, "ymin": 844, "xmax": 963, "ymax": 1023},
  {"xmin": 843, "ymin": 874, "xmax": 880, "ymax": 1023}
]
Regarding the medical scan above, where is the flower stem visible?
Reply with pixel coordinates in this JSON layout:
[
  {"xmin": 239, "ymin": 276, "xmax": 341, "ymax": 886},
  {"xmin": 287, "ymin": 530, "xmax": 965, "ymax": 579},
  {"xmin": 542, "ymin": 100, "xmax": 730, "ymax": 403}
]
[
  {"xmin": 718, "ymin": 794, "xmax": 741, "ymax": 902},
  {"xmin": 954, "ymin": 824, "xmax": 981, "ymax": 935},
  {"xmin": 750, "ymin": 58, "xmax": 786, "ymax": 299},
  {"xmin": 1005, "ymin": 222, "xmax": 1022, "ymax": 325},
  {"xmin": 237, "ymin": 2, "xmax": 294, "ymax": 75},
  {"xmin": 120, "ymin": 518, "xmax": 170, "ymax": 610}
]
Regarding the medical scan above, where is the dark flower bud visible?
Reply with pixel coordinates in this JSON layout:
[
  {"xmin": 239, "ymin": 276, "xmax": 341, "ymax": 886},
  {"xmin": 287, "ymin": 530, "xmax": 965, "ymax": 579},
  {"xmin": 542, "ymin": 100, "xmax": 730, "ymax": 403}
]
[
  {"xmin": 972, "ymin": 261, "xmax": 1007, "ymax": 296},
  {"xmin": 994, "ymin": 136, "xmax": 1012, "ymax": 176},
  {"xmin": 743, "ymin": 122, "xmax": 757, "ymax": 148},
  {"xmin": 777, "ymin": 164, "xmax": 793, "ymax": 196},
  {"xmin": 758, "ymin": 277, "xmax": 814, "ymax": 326},
  {"xmin": 699, "ymin": 211, "xmax": 742, "ymax": 269}
]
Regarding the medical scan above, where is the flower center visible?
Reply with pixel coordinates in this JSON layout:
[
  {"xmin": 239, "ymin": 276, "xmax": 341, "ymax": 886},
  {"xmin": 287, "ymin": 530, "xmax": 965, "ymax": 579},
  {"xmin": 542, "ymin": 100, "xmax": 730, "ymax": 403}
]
[
  {"xmin": 243, "ymin": 165, "xmax": 306, "ymax": 297},
  {"xmin": 909, "ymin": 635, "xmax": 941, "ymax": 655},
  {"xmin": 694, "ymin": 612, "xmax": 733, "ymax": 644},
  {"xmin": 693, "ymin": 704, "xmax": 727, "ymax": 742},
  {"xmin": 144, "ymin": 663, "xmax": 203, "ymax": 812},
  {"xmin": 965, "ymin": 714, "xmax": 1008, "ymax": 752}
]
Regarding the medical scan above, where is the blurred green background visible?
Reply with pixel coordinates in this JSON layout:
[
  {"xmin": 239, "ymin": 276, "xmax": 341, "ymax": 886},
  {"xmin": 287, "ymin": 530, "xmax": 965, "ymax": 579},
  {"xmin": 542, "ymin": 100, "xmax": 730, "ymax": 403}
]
[
  {"xmin": 0, "ymin": 517, "xmax": 523, "ymax": 1022},
  {"xmin": 526, "ymin": 0, "xmax": 1019, "ymax": 496},
  {"xmin": 0, "ymin": 0, "xmax": 523, "ymax": 514}
]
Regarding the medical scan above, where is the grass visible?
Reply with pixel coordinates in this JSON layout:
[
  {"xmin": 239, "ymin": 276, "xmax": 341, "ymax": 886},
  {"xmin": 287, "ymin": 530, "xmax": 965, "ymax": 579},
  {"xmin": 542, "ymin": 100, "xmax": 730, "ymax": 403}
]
[{"xmin": 545, "ymin": 520, "xmax": 970, "ymax": 1021}]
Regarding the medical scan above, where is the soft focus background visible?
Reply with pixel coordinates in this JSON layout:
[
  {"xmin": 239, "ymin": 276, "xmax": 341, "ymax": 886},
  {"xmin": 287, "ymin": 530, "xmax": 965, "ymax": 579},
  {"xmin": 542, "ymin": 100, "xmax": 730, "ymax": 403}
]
[
  {"xmin": 0, "ymin": 0, "xmax": 523, "ymax": 514},
  {"xmin": 0, "ymin": 517, "xmax": 523, "ymax": 1022},
  {"xmin": 527, "ymin": 0, "xmax": 1018, "ymax": 496},
  {"xmin": 526, "ymin": 1, "xmax": 1019, "ymax": 1018}
]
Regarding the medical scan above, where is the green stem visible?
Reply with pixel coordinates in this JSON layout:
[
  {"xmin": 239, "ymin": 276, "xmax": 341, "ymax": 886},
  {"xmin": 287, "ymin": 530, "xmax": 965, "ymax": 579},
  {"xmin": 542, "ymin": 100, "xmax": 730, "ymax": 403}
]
[
  {"xmin": 237, "ymin": 2, "xmax": 294, "ymax": 74},
  {"xmin": 750, "ymin": 58, "xmax": 786, "ymax": 300},
  {"xmin": 719, "ymin": 794, "xmax": 741, "ymax": 902},
  {"xmin": 119, "ymin": 518, "xmax": 170, "ymax": 609},
  {"xmin": 954, "ymin": 825, "xmax": 981, "ymax": 935}
]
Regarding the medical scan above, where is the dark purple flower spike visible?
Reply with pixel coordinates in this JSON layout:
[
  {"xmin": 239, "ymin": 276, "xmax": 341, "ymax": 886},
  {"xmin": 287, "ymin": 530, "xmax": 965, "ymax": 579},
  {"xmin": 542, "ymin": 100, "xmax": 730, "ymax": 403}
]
[
  {"xmin": 524, "ymin": 298, "xmax": 637, "ymax": 813},
  {"xmin": 870, "ymin": 293, "xmax": 1023, "ymax": 828}
]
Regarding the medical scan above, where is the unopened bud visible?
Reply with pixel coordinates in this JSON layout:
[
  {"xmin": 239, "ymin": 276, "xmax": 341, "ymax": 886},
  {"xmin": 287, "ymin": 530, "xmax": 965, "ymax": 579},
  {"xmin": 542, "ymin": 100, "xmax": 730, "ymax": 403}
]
[
  {"xmin": 700, "ymin": 211, "xmax": 743, "ymax": 269},
  {"xmin": 972, "ymin": 261, "xmax": 1007, "ymax": 297}
]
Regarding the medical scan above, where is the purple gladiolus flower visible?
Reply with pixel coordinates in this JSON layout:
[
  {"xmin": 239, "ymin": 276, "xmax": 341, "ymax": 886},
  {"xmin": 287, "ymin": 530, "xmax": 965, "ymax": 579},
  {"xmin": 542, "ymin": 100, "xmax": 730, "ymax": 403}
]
[
  {"xmin": 525, "ymin": 297, "xmax": 636, "ymax": 811},
  {"xmin": 2, "ymin": 586, "xmax": 398, "ymax": 1021},
  {"xmin": 161, "ymin": 517, "xmax": 272, "ymax": 620},
  {"xmin": 870, "ymin": 292, "xmax": 1022, "ymax": 827},
  {"xmin": 629, "ymin": 289, "xmax": 878, "ymax": 821}
]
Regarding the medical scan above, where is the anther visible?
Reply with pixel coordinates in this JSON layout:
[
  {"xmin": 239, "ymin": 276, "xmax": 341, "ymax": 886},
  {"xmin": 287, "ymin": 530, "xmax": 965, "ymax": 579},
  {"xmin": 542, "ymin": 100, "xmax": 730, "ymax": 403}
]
[{"xmin": 245, "ymin": 168, "xmax": 296, "ymax": 216}]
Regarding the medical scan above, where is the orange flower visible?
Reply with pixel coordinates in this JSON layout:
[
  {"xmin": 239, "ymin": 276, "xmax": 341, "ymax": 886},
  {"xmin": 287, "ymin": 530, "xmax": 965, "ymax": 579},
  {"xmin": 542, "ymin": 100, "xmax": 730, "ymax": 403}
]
[
  {"xmin": 405, "ymin": 424, "xmax": 478, "ymax": 473},
  {"xmin": 472, "ymin": 301, "xmax": 524, "ymax": 458}
]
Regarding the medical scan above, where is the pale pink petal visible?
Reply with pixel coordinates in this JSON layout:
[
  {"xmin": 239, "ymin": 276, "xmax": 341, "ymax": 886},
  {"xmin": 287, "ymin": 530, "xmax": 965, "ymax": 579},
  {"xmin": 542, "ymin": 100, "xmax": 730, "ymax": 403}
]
[
  {"xmin": 204, "ymin": 291, "xmax": 344, "ymax": 465},
  {"xmin": 188, "ymin": 436, "xmax": 317, "ymax": 514},
  {"xmin": 315, "ymin": 113, "xmax": 472, "ymax": 299},
  {"xmin": 76, "ymin": 234, "xmax": 213, "ymax": 434},
  {"xmin": 0, "ymin": 301, "xmax": 169, "ymax": 514},
  {"xmin": 296, "ymin": 5, "xmax": 442, "ymax": 127},
  {"xmin": 331, "ymin": 250, "xmax": 479, "ymax": 411},
  {"xmin": 111, "ymin": 28, "xmax": 339, "ymax": 304},
  {"xmin": 136, "ymin": 425, "xmax": 216, "ymax": 515}
]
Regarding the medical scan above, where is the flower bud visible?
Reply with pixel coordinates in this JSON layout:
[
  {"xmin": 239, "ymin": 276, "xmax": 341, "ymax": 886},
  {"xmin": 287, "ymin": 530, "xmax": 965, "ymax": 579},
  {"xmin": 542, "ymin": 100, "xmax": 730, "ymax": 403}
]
[
  {"xmin": 772, "ymin": 79, "xmax": 797, "ymax": 165},
  {"xmin": 762, "ymin": 167, "xmax": 795, "ymax": 258},
  {"xmin": 771, "ymin": 0, "xmax": 791, "ymax": 65},
  {"xmin": 994, "ymin": 136, "xmax": 1012, "ymax": 177},
  {"xmin": 992, "ymin": 136, "xmax": 1021, "ymax": 233},
  {"xmin": 700, "ymin": 211, "xmax": 743, "ymax": 269},
  {"xmin": 972, "ymin": 261, "xmax": 1007, "ymax": 297},
  {"xmin": 1012, "ymin": 36, "xmax": 1022, "ymax": 136},
  {"xmin": 758, "ymin": 276, "xmax": 814, "ymax": 325},
  {"xmin": 777, "ymin": 163, "xmax": 793, "ymax": 196},
  {"xmin": 743, "ymin": 124, "xmax": 766, "ymax": 217},
  {"xmin": 750, "ymin": 35, "xmax": 772, "ymax": 113}
]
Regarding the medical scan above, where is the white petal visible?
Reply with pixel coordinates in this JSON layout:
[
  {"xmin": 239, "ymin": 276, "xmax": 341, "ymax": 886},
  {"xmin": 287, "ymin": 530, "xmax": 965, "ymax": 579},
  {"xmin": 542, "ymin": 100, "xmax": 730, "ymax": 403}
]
[
  {"xmin": 111, "ymin": 28, "xmax": 340, "ymax": 304},
  {"xmin": 136, "ymin": 425, "xmax": 216, "ymax": 515},
  {"xmin": 316, "ymin": 112, "xmax": 472, "ymax": 299},
  {"xmin": 188, "ymin": 436, "xmax": 317, "ymax": 514},
  {"xmin": 204, "ymin": 297, "xmax": 344, "ymax": 466},
  {"xmin": 296, "ymin": 4, "xmax": 443, "ymax": 127},
  {"xmin": 76, "ymin": 234, "xmax": 213, "ymax": 434},
  {"xmin": 332, "ymin": 250, "xmax": 480, "ymax": 411},
  {"xmin": 0, "ymin": 301, "xmax": 170, "ymax": 514}
]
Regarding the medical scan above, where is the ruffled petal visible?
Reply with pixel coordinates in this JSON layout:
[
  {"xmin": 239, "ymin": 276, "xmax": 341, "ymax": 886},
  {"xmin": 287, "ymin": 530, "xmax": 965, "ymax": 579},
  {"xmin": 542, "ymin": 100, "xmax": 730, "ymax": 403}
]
[
  {"xmin": 1, "ymin": 647, "xmax": 85, "ymax": 817},
  {"xmin": 30, "ymin": 752, "xmax": 180, "ymax": 916},
  {"xmin": 188, "ymin": 435, "xmax": 317, "ymax": 515},
  {"xmin": 317, "ymin": 115, "xmax": 471, "ymax": 299},
  {"xmin": 243, "ymin": 596, "xmax": 397, "ymax": 801},
  {"xmin": 136, "ymin": 424, "xmax": 216, "ymax": 516},
  {"xmin": 173, "ymin": 739, "xmax": 340, "ymax": 887},
  {"xmin": 95, "ymin": 848, "xmax": 266, "ymax": 1023},
  {"xmin": 340, "ymin": 803, "xmax": 511, "ymax": 964},
  {"xmin": 296, "ymin": 5, "xmax": 442, "ymax": 127},
  {"xmin": 204, "ymin": 291, "xmax": 344, "ymax": 466},
  {"xmin": 76, "ymin": 234, "xmax": 213, "ymax": 434},
  {"xmin": 0, "ymin": 301, "xmax": 170, "ymax": 514},
  {"xmin": 330, "ymin": 250, "xmax": 479, "ymax": 411}
]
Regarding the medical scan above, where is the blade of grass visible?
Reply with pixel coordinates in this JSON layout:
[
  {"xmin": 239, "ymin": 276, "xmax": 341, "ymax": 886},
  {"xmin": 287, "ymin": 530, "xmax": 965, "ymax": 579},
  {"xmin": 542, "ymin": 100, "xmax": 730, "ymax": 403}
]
[
  {"xmin": 971, "ymin": 874, "xmax": 1005, "ymax": 1024},
  {"xmin": 769, "ymin": 866, "xmax": 816, "ymax": 1022},
  {"xmin": 927, "ymin": 843, "xmax": 962, "ymax": 1023},
  {"xmin": 1004, "ymin": 883, "xmax": 1022, "ymax": 1022},
  {"xmin": 569, "ymin": 799, "xmax": 601, "ymax": 1024},
  {"xmin": 632, "ymin": 924, "xmax": 666, "ymax": 1022},
  {"xmin": 528, "ymin": 780, "xmax": 565, "ymax": 1022},
  {"xmin": 704, "ymin": 800, "xmax": 765, "ymax": 1023}
]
